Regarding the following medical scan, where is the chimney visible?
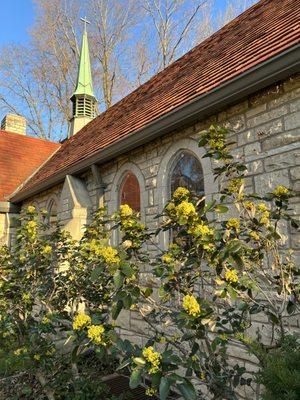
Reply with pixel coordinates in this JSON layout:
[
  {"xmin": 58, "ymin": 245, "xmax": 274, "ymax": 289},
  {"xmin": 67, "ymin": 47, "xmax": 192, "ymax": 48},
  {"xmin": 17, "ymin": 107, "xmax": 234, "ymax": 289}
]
[{"xmin": 1, "ymin": 114, "xmax": 26, "ymax": 135}]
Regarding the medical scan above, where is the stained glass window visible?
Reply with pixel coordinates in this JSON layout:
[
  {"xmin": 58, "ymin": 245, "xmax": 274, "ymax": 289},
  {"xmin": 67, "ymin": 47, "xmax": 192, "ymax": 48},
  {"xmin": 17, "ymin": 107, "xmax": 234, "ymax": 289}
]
[
  {"xmin": 170, "ymin": 152, "xmax": 204, "ymax": 197},
  {"xmin": 120, "ymin": 172, "xmax": 141, "ymax": 212}
]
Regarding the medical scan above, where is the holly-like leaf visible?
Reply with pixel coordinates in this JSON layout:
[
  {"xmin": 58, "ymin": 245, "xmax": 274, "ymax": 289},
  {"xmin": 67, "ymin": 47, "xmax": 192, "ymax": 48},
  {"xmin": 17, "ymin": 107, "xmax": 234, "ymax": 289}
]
[
  {"xmin": 129, "ymin": 368, "xmax": 142, "ymax": 389},
  {"xmin": 159, "ymin": 377, "xmax": 171, "ymax": 400},
  {"xmin": 177, "ymin": 380, "xmax": 196, "ymax": 400},
  {"xmin": 112, "ymin": 300, "xmax": 123, "ymax": 320}
]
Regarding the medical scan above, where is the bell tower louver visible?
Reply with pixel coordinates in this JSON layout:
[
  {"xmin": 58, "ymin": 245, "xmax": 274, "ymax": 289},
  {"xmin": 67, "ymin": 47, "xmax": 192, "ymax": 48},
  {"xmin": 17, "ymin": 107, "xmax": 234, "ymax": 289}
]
[{"xmin": 69, "ymin": 18, "xmax": 97, "ymax": 137}]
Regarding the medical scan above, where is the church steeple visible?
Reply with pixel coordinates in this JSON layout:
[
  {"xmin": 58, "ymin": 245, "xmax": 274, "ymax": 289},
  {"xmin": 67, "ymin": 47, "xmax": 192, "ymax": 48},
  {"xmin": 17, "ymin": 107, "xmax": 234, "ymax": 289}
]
[{"xmin": 69, "ymin": 18, "xmax": 97, "ymax": 137}]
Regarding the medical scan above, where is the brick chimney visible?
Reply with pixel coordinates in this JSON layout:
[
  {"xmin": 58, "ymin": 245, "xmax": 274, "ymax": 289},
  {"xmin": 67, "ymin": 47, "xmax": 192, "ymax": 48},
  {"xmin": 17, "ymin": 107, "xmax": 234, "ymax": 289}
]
[{"xmin": 1, "ymin": 114, "xmax": 26, "ymax": 135}]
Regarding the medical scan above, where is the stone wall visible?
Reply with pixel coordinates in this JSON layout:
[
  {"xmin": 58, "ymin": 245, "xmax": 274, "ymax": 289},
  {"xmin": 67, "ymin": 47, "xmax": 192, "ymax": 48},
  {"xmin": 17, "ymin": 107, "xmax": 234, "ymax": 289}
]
[{"xmin": 19, "ymin": 74, "xmax": 300, "ymax": 399}]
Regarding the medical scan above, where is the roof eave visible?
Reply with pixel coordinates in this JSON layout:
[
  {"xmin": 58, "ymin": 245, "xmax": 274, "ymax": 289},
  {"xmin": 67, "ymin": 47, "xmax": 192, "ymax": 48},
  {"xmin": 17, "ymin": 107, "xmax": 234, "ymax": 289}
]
[{"xmin": 10, "ymin": 43, "xmax": 300, "ymax": 203}]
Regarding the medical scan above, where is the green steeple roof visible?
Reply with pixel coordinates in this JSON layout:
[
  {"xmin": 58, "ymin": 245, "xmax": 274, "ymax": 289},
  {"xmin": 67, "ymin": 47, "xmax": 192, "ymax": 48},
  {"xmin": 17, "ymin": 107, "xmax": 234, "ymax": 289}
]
[{"xmin": 72, "ymin": 24, "xmax": 95, "ymax": 98}]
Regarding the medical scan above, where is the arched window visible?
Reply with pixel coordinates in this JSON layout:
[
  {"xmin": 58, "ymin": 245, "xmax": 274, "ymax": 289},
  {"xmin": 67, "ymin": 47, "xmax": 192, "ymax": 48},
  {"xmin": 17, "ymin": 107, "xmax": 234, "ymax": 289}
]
[
  {"xmin": 119, "ymin": 172, "xmax": 141, "ymax": 212},
  {"xmin": 170, "ymin": 151, "xmax": 204, "ymax": 197},
  {"xmin": 47, "ymin": 199, "xmax": 58, "ymax": 227}
]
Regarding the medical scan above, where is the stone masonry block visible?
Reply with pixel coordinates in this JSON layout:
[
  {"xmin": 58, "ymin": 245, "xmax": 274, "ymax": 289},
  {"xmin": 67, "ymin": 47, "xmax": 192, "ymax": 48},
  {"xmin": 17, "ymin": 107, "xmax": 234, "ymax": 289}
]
[
  {"xmin": 283, "ymin": 73, "xmax": 300, "ymax": 92},
  {"xmin": 268, "ymin": 87, "xmax": 300, "ymax": 109},
  {"xmin": 245, "ymin": 103, "xmax": 266, "ymax": 118},
  {"xmin": 246, "ymin": 160, "xmax": 264, "ymax": 175},
  {"xmin": 238, "ymin": 118, "xmax": 283, "ymax": 146},
  {"xmin": 289, "ymin": 98, "xmax": 300, "ymax": 113},
  {"xmin": 290, "ymin": 166, "xmax": 300, "ymax": 181},
  {"xmin": 264, "ymin": 150, "xmax": 300, "ymax": 172},
  {"xmin": 291, "ymin": 233, "xmax": 300, "ymax": 249},
  {"xmin": 224, "ymin": 114, "xmax": 245, "ymax": 132},
  {"xmin": 247, "ymin": 105, "xmax": 288, "ymax": 128},
  {"xmin": 254, "ymin": 170, "xmax": 290, "ymax": 195},
  {"xmin": 145, "ymin": 177, "xmax": 157, "ymax": 189},
  {"xmin": 262, "ymin": 129, "xmax": 300, "ymax": 151},
  {"xmin": 284, "ymin": 111, "xmax": 300, "ymax": 130},
  {"xmin": 244, "ymin": 142, "xmax": 261, "ymax": 157}
]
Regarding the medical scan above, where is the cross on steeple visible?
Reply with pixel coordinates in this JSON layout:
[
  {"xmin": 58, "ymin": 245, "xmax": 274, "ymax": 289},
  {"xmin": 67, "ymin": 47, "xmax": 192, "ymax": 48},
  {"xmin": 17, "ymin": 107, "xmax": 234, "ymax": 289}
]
[{"xmin": 80, "ymin": 16, "xmax": 90, "ymax": 32}]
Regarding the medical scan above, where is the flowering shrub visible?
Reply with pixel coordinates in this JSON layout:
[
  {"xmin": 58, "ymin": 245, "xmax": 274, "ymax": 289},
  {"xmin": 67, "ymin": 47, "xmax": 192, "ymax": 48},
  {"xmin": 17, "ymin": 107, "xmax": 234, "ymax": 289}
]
[{"xmin": 0, "ymin": 125, "xmax": 299, "ymax": 400}]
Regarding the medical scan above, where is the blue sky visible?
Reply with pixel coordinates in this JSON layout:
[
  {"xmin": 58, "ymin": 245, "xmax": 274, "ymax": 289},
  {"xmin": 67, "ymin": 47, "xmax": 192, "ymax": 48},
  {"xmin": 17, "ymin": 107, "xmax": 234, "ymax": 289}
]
[
  {"xmin": 0, "ymin": 0, "xmax": 234, "ymax": 47},
  {"xmin": 0, "ymin": 1, "xmax": 34, "ymax": 47}
]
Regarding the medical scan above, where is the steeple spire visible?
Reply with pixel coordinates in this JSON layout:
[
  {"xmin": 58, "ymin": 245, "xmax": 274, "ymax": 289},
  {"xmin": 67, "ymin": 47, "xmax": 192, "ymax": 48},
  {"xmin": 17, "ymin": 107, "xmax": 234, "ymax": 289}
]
[{"xmin": 69, "ymin": 18, "xmax": 97, "ymax": 137}]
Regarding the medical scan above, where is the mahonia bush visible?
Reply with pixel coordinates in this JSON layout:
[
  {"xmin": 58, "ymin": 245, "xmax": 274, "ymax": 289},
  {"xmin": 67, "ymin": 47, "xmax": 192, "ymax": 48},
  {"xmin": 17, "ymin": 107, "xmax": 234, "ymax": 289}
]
[{"xmin": 0, "ymin": 125, "xmax": 299, "ymax": 400}]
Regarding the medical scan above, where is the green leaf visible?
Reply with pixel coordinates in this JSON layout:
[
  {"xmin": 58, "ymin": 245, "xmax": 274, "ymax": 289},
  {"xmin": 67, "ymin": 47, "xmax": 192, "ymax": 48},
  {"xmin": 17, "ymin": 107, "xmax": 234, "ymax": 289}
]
[
  {"xmin": 287, "ymin": 300, "xmax": 296, "ymax": 315},
  {"xmin": 123, "ymin": 294, "xmax": 132, "ymax": 309},
  {"xmin": 266, "ymin": 311, "xmax": 279, "ymax": 325},
  {"xmin": 291, "ymin": 218, "xmax": 300, "ymax": 229},
  {"xmin": 90, "ymin": 267, "xmax": 103, "ymax": 282},
  {"xmin": 177, "ymin": 380, "xmax": 196, "ymax": 400},
  {"xmin": 71, "ymin": 345, "xmax": 79, "ymax": 363},
  {"xmin": 159, "ymin": 377, "xmax": 171, "ymax": 400},
  {"xmin": 129, "ymin": 368, "xmax": 142, "ymax": 389},
  {"xmin": 122, "ymin": 264, "xmax": 134, "ymax": 276},
  {"xmin": 112, "ymin": 300, "xmax": 123, "ymax": 320},
  {"xmin": 113, "ymin": 270, "xmax": 123, "ymax": 289},
  {"xmin": 215, "ymin": 204, "xmax": 229, "ymax": 213},
  {"xmin": 142, "ymin": 287, "xmax": 153, "ymax": 298}
]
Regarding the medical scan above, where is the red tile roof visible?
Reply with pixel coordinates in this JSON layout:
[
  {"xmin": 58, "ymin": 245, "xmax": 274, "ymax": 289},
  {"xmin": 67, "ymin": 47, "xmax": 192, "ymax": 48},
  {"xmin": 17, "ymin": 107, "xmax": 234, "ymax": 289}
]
[
  {"xmin": 0, "ymin": 130, "xmax": 60, "ymax": 201},
  {"xmin": 13, "ymin": 0, "xmax": 300, "ymax": 199}
]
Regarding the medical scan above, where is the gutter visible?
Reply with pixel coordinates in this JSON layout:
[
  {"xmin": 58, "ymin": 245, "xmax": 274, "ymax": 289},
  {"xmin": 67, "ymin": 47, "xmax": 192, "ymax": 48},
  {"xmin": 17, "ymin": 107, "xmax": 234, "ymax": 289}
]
[{"xmin": 10, "ymin": 44, "xmax": 300, "ymax": 203}]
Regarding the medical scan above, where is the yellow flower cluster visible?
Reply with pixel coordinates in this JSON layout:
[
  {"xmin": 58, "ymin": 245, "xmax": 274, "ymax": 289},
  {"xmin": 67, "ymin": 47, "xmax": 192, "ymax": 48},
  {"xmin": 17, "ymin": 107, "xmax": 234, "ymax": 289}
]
[
  {"xmin": 34, "ymin": 354, "xmax": 41, "ymax": 361},
  {"xmin": 244, "ymin": 201, "xmax": 255, "ymax": 211},
  {"xmin": 45, "ymin": 347, "xmax": 56, "ymax": 357},
  {"xmin": 42, "ymin": 316, "xmax": 51, "ymax": 324},
  {"xmin": 142, "ymin": 346, "xmax": 162, "ymax": 374},
  {"xmin": 97, "ymin": 246, "xmax": 120, "ymax": 265},
  {"xmin": 22, "ymin": 293, "xmax": 31, "ymax": 302},
  {"xmin": 145, "ymin": 388, "xmax": 157, "ymax": 397},
  {"xmin": 166, "ymin": 202, "xmax": 176, "ymax": 214},
  {"xmin": 183, "ymin": 294, "xmax": 201, "ymax": 317},
  {"xmin": 189, "ymin": 222, "xmax": 214, "ymax": 238},
  {"xmin": 14, "ymin": 347, "xmax": 27, "ymax": 356},
  {"xmin": 226, "ymin": 218, "xmax": 240, "ymax": 230},
  {"xmin": 227, "ymin": 178, "xmax": 244, "ymax": 194},
  {"xmin": 27, "ymin": 205, "xmax": 36, "ymax": 214},
  {"xmin": 209, "ymin": 135, "xmax": 225, "ymax": 150},
  {"xmin": 87, "ymin": 324, "xmax": 105, "ymax": 345},
  {"xmin": 42, "ymin": 245, "xmax": 52, "ymax": 255},
  {"xmin": 26, "ymin": 220, "xmax": 37, "ymax": 238},
  {"xmin": 249, "ymin": 230, "xmax": 260, "ymax": 241},
  {"xmin": 224, "ymin": 269, "xmax": 238, "ymax": 284},
  {"xmin": 73, "ymin": 313, "xmax": 91, "ymax": 331},
  {"xmin": 173, "ymin": 187, "xmax": 190, "ymax": 200},
  {"xmin": 273, "ymin": 185, "xmax": 289, "ymax": 197},
  {"xmin": 260, "ymin": 213, "xmax": 270, "ymax": 226},
  {"xmin": 257, "ymin": 203, "xmax": 270, "ymax": 225},
  {"xmin": 176, "ymin": 200, "xmax": 196, "ymax": 224},
  {"xmin": 162, "ymin": 253, "xmax": 173, "ymax": 264},
  {"xmin": 120, "ymin": 204, "xmax": 133, "ymax": 218},
  {"xmin": 257, "ymin": 203, "xmax": 267, "ymax": 212}
]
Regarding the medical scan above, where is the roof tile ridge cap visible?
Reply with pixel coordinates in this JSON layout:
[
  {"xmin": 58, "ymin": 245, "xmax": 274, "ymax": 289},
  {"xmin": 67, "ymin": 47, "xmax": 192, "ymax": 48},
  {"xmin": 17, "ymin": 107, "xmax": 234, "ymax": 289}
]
[{"xmin": 9, "ymin": 145, "xmax": 62, "ymax": 201}]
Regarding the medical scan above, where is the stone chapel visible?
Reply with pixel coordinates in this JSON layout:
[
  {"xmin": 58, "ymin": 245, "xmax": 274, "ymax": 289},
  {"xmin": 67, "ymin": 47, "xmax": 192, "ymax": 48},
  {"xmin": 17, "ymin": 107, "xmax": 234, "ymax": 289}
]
[{"xmin": 0, "ymin": 0, "xmax": 300, "ymax": 257}]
